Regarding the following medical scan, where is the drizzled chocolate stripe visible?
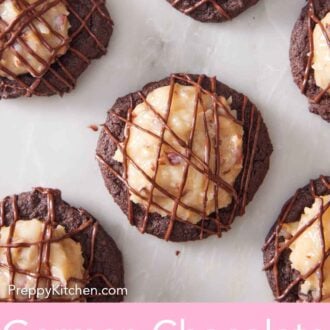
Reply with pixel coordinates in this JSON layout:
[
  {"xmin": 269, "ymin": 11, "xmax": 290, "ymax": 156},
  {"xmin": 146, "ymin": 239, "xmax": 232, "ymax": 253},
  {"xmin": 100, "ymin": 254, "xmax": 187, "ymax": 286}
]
[
  {"xmin": 263, "ymin": 176, "xmax": 330, "ymax": 302},
  {"xmin": 301, "ymin": 0, "xmax": 330, "ymax": 104},
  {"xmin": 97, "ymin": 73, "xmax": 262, "ymax": 241},
  {"xmin": 0, "ymin": 188, "xmax": 114, "ymax": 302},
  {"xmin": 0, "ymin": 0, "xmax": 112, "ymax": 97},
  {"xmin": 169, "ymin": 0, "xmax": 231, "ymax": 20},
  {"xmin": 141, "ymin": 76, "xmax": 175, "ymax": 234}
]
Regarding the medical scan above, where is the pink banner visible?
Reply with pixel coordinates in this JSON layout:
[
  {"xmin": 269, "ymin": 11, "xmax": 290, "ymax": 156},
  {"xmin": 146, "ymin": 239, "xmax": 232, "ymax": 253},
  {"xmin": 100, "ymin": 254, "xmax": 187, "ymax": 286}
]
[{"xmin": 0, "ymin": 304, "xmax": 327, "ymax": 330}]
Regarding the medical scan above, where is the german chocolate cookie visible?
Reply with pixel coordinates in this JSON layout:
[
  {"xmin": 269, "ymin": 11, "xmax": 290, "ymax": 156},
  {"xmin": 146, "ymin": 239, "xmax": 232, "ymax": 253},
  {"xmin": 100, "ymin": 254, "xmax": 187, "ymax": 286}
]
[
  {"xmin": 263, "ymin": 176, "xmax": 330, "ymax": 302},
  {"xmin": 0, "ymin": 0, "xmax": 113, "ymax": 98},
  {"xmin": 289, "ymin": 0, "xmax": 330, "ymax": 122},
  {"xmin": 166, "ymin": 0, "xmax": 260, "ymax": 23},
  {"xmin": 96, "ymin": 73, "xmax": 273, "ymax": 242},
  {"xmin": 0, "ymin": 188, "xmax": 125, "ymax": 302}
]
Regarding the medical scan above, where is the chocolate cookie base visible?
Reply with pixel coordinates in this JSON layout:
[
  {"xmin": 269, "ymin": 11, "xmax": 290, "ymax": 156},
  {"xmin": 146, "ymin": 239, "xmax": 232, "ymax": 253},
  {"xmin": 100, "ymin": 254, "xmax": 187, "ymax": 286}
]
[
  {"xmin": 263, "ymin": 176, "xmax": 330, "ymax": 302},
  {"xmin": 0, "ymin": 188, "xmax": 125, "ymax": 302},
  {"xmin": 96, "ymin": 73, "xmax": 273, "ymax": 242},
  {"xmin": 166, "ymin": 0, "xmax": 260, "ymax": 23},
  {"xmin": 0, "ymin": 0, "xmax": 113, "ymax": 99},
  {"xmin": 289, "ymin": 0, "xmax": 330, "ymax": 122}
]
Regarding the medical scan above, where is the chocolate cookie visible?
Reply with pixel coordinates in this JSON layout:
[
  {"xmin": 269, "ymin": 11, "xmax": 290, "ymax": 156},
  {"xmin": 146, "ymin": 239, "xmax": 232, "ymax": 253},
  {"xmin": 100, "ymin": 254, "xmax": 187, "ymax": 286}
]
[
  {"xmin": 166, "ymin": 0, "xmax": 260, "ymax": 23},
  {"xmin": 0, "ymin": 187, "xmax": 125, "ymax": 302},
  {"xmin": 96, "ymin": 73, "xmax": 273, "ymax": 242},
  {"xmin": 289, "ymin": 0, "xmax": 330, "ymax": 122},
  {"xmin": 263, "ymin": 176, "xmax": 330, "ymax": 302},
  {"xmin": 0, "ymin": 0, "xmax": 113, "ymax": 98}
]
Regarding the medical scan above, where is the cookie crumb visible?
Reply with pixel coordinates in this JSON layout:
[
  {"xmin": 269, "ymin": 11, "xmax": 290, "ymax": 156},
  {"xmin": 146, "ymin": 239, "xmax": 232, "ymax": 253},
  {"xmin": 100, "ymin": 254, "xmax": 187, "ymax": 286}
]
[
  {"xmin": 175, "ymin": 250, "xmax": 181, "ymax": 256},
  {"xmin": 88, "ymin": 124, "xmax": 99, "ymax": 132}
]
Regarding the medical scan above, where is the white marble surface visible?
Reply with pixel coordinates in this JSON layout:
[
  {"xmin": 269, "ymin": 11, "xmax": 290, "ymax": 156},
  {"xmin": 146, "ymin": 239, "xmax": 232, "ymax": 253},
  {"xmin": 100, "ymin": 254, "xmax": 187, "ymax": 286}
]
[{"xmin": 0, "ymin": 0, "xmax": 329, "ymax": 302}]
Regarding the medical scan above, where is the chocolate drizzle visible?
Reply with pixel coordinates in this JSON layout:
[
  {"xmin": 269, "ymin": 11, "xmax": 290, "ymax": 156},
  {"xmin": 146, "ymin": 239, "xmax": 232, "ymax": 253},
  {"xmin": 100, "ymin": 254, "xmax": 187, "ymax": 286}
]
[
  {"xmin": 169, "ymin": 0, "xmax": 231, "ymax": 20},
  {"xmin": 0, "ymin": 187, "xmax": 116, "ymax": 302},
  {"xmin": 0, "ymin": 0, "xmax": 113, "ymax": 97},
  {"xmin": 301, "ymin": 0, "xmax": 330, "ymax": 104},
  {"xmin": 263, "ymin": 176, "xmax": 330, "ymax": 302},
  {"xmin": 166, "ymin": 0, "xmax": 260, "ymax": 22},
  {"xmin": 97, "ymin": 73, "xmax": 268, "ymax": 241}
]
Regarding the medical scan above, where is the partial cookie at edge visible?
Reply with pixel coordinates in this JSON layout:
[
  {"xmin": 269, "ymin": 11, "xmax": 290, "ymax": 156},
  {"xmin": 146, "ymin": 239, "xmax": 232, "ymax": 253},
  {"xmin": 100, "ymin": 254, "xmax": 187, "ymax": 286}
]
[
  {"xmin": 263, "ymin": 176, "xmax": 330, "ymax": 302},
  {"xmin": 166, "ymin": 0, "xmax": 260, "ymax": 23},
  {"xmin": 289, "ymin": 0, "xmax": 330, "ymax": 122},
  {"xmin": 0, "ymin": 188, "xmax": 125, "ymax": 302},
  {"xmin": 0, "ymin": 0, "xmax": 113, "ymax": 98}
]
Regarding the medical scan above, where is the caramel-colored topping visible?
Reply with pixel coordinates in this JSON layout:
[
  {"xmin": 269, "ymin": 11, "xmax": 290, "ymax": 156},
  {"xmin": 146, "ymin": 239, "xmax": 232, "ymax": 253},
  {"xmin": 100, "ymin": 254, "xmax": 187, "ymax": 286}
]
[
  {"xmin": 312, "ymin": 12, "xmax": 330, "ymax": 94},
  {"xmin": 0, "ymin": 219, "xmax": 85, "ymax": 301},
  {"xmin": 113, "ymin": 83, "xmax": 243, "ymax": 224},
  {"xmin": 0, "ymin": 0, "xmax": 70, "ymax": 78},
  {"xmin": 283, "ymin": 195, "xmax": 330, "ymax": 301}
]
